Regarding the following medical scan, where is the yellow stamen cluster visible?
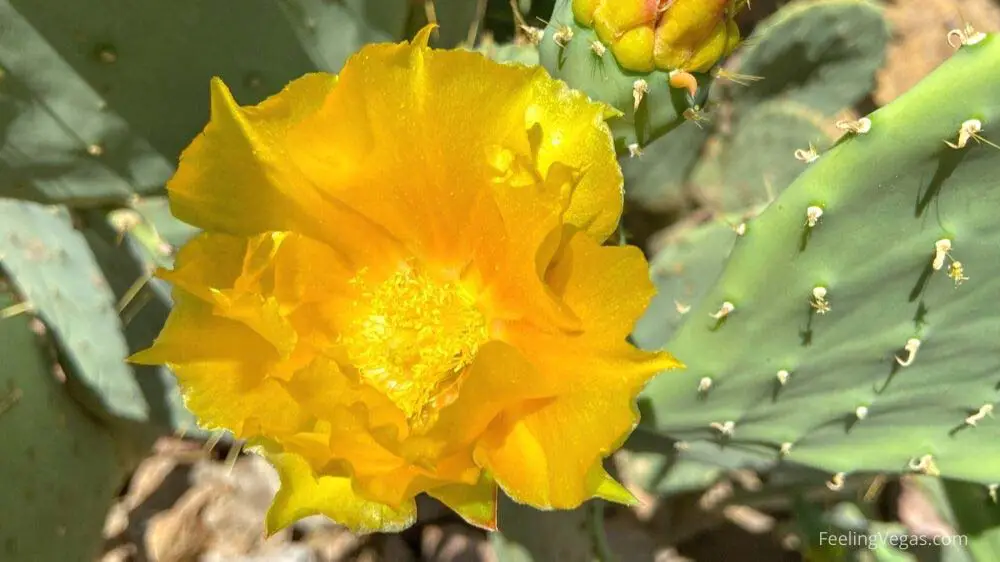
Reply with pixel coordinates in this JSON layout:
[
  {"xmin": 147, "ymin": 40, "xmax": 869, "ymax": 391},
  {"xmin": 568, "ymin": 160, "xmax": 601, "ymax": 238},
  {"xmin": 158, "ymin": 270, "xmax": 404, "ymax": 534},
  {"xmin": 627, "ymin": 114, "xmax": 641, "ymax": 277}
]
[{"xmin": 341, "ymin": 264, "xmax": 488, "ymax": 428}]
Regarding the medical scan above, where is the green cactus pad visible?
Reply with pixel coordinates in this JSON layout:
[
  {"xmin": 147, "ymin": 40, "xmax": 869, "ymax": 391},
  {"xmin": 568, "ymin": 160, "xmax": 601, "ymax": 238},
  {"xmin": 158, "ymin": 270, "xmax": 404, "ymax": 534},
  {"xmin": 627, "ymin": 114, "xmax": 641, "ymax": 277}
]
[
  {"xmin": 620, "ymin": 120, "xmax": 712, "ymax": 212},
  {"xmin": 633, "ymin": 217, "xmax": 743, "ymax": 350},
  {"xmin": 693, "ymin": 100, "xmax": 834, "ymax": 212},
  {"xmin": 0, "ymin": 200, "xmax": 198, "ymax": 445},
  {"xmin": 478, "ymin": 40, "xmax": 540, "ymax": 67},
  {"xmin": 0, "ymin": 288, "xmax": 127, "ymax": 562},
  {"xmin": 638, "ymin": 33, "xmax": 1000, "ymax": 487},
  {"xmin": 729, "ymin": 0, "xmax": 890, "ymax": 116},
  {"xmin": 538, "ymin": 0, "xmax": 711, "ymax": 154},
  {"xmin": 0, "ymin": 201, "xmax": 152, "ymax": 424}
]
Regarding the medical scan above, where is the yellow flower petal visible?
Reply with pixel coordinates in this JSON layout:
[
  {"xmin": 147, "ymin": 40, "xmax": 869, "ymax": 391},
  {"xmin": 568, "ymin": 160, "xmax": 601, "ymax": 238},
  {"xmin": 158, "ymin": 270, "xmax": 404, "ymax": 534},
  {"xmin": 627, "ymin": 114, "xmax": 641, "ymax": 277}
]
[
  {"xmin": 270, "ymin": 233, "xmax": 354, "ymax": 310},
  {"xmin": 420, "ymin": 341, "xmax": 559, "ymax": 457},
  {"xmin": 588, "ymin": 464, "xmax": 639, "ymax": 506},
  {"xmin": 265, "ymin": 450, "xmax": 416, "ymax": 536},
  {"xmin": 543, "ymin": 227, "xmax": 659, "ymax": 342},
  {"xmin": 282, "ymin": 28, "xmax": 621, "ymax": 269},
  {"xmin": 167, "ymin": 73, "xmax": 333, "ymax": 236},
  {"xmin": 157, "ymin": 232, "xmax": 247, "ymax": 303},
  {"xmin": 427, "ymin": 474, "xmax": 499, "ymax": 531},
  {"xmin": 280, "ymin": 356, "xmax": 407, "ymax": 450},
  {"xmin": 472, "ymin": 384, "xmax": 630, "ymax": 507},
  {"xmin": 472, "ymin": 330, "xmax": 673, "ymax": 507},
  {"xmin": 167, "ymin": 74, "xmax": 403, "ymax": 268},
  {"xmin": 130, "ymin": 291, "xmax": 308, "ymax": 438},
  {"xmin": 473, "ymin": 229, "xmax": 677, "ymax": 508},
  {"xmin": 464, "ymin": 183, "xmax": 581, "ymax": 332}
]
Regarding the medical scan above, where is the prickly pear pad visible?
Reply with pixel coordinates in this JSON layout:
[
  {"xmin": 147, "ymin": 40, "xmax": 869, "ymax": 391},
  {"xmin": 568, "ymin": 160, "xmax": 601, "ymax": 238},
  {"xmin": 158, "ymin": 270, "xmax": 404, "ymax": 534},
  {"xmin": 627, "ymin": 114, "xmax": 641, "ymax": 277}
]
[{"xmin": 639, "ymin": 33, "xmax": 1000, "ymax": 487}]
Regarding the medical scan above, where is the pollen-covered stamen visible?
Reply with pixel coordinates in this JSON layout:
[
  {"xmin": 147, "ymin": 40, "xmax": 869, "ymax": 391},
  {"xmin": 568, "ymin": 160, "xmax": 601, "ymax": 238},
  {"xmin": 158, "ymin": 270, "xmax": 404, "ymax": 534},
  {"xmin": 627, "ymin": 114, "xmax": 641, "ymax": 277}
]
[{"xmin": 342, "ymin": 264, "xmax": 488, "ymax": 427}]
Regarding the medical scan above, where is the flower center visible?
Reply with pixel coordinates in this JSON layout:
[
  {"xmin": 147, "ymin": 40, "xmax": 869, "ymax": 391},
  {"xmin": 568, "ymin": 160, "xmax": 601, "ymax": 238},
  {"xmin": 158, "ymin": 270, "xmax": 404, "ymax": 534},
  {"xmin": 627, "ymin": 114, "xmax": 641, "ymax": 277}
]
[{"xmin": 341, "ymin": 264, "xmax": 488, "ymax": 427}]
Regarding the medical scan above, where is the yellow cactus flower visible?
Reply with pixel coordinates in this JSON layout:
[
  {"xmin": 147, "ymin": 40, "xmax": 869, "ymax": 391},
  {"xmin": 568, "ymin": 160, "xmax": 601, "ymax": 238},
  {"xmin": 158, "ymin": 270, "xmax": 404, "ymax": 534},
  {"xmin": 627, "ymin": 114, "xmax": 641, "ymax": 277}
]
[
  {"xmin": 574, "ymin": 0, "xmax": 743, "ymax": 73},
  {"xmin": 132, "ymin": 25, "xmax": 678, "ymax": 535}
]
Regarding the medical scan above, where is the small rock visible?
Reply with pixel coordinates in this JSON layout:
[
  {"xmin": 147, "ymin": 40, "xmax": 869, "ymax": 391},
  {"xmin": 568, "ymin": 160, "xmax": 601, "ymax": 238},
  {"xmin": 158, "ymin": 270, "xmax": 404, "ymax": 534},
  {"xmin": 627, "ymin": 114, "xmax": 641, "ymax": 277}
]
[
  {"xmin": 422, "ymin": 524, "xmax": 492, "ymax": 562},
  {"xmin": 102, "ymin": 502, "xmax": 129, "ymax": 539},
  {"xmin": 99, "ymin": 544, "xmax": 136, "ymax": 562},
  {"xmin": 294, "ymin": 514, "xmax": 339, "ymax": 535},
  {"xmin": 194, "ymin": 454, "xmax": 285, "ymax": 556},
  {"xmin": 145, "ymin": 484, "xmax": 221, "ymax": 562},
  {"xmin": 123, "ymin": 454, "xmax": 184, "ymax": 512},
  {"xmin": 202, "ymin": 543, "xmax": 315, "ymax": 562},
  {"xmin": 305, "ymin": 528, "xmax": 364, "ymax": 562},
  {"xmin": 382, "ymin": 535, "xmax": 417, "ymax": 562},
  {"xmin": 305, "ymin": 527, "xmax": 362, "ymax": 562},
  {"xmin": 354, "ymin": 535, "xmax": 416, "ymax": 562}
]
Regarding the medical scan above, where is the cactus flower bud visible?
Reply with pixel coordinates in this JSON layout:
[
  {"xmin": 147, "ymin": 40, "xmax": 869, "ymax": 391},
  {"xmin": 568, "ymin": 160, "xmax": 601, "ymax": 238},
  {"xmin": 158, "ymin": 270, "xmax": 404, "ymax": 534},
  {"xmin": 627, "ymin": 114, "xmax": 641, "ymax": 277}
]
[
  {"xmin": 539, "ymin": 0, "xmax": 744, "ymax": 152},
  {"xmin": 575, "ymin": 0, "xmax": 742, "ymax": 74}
]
